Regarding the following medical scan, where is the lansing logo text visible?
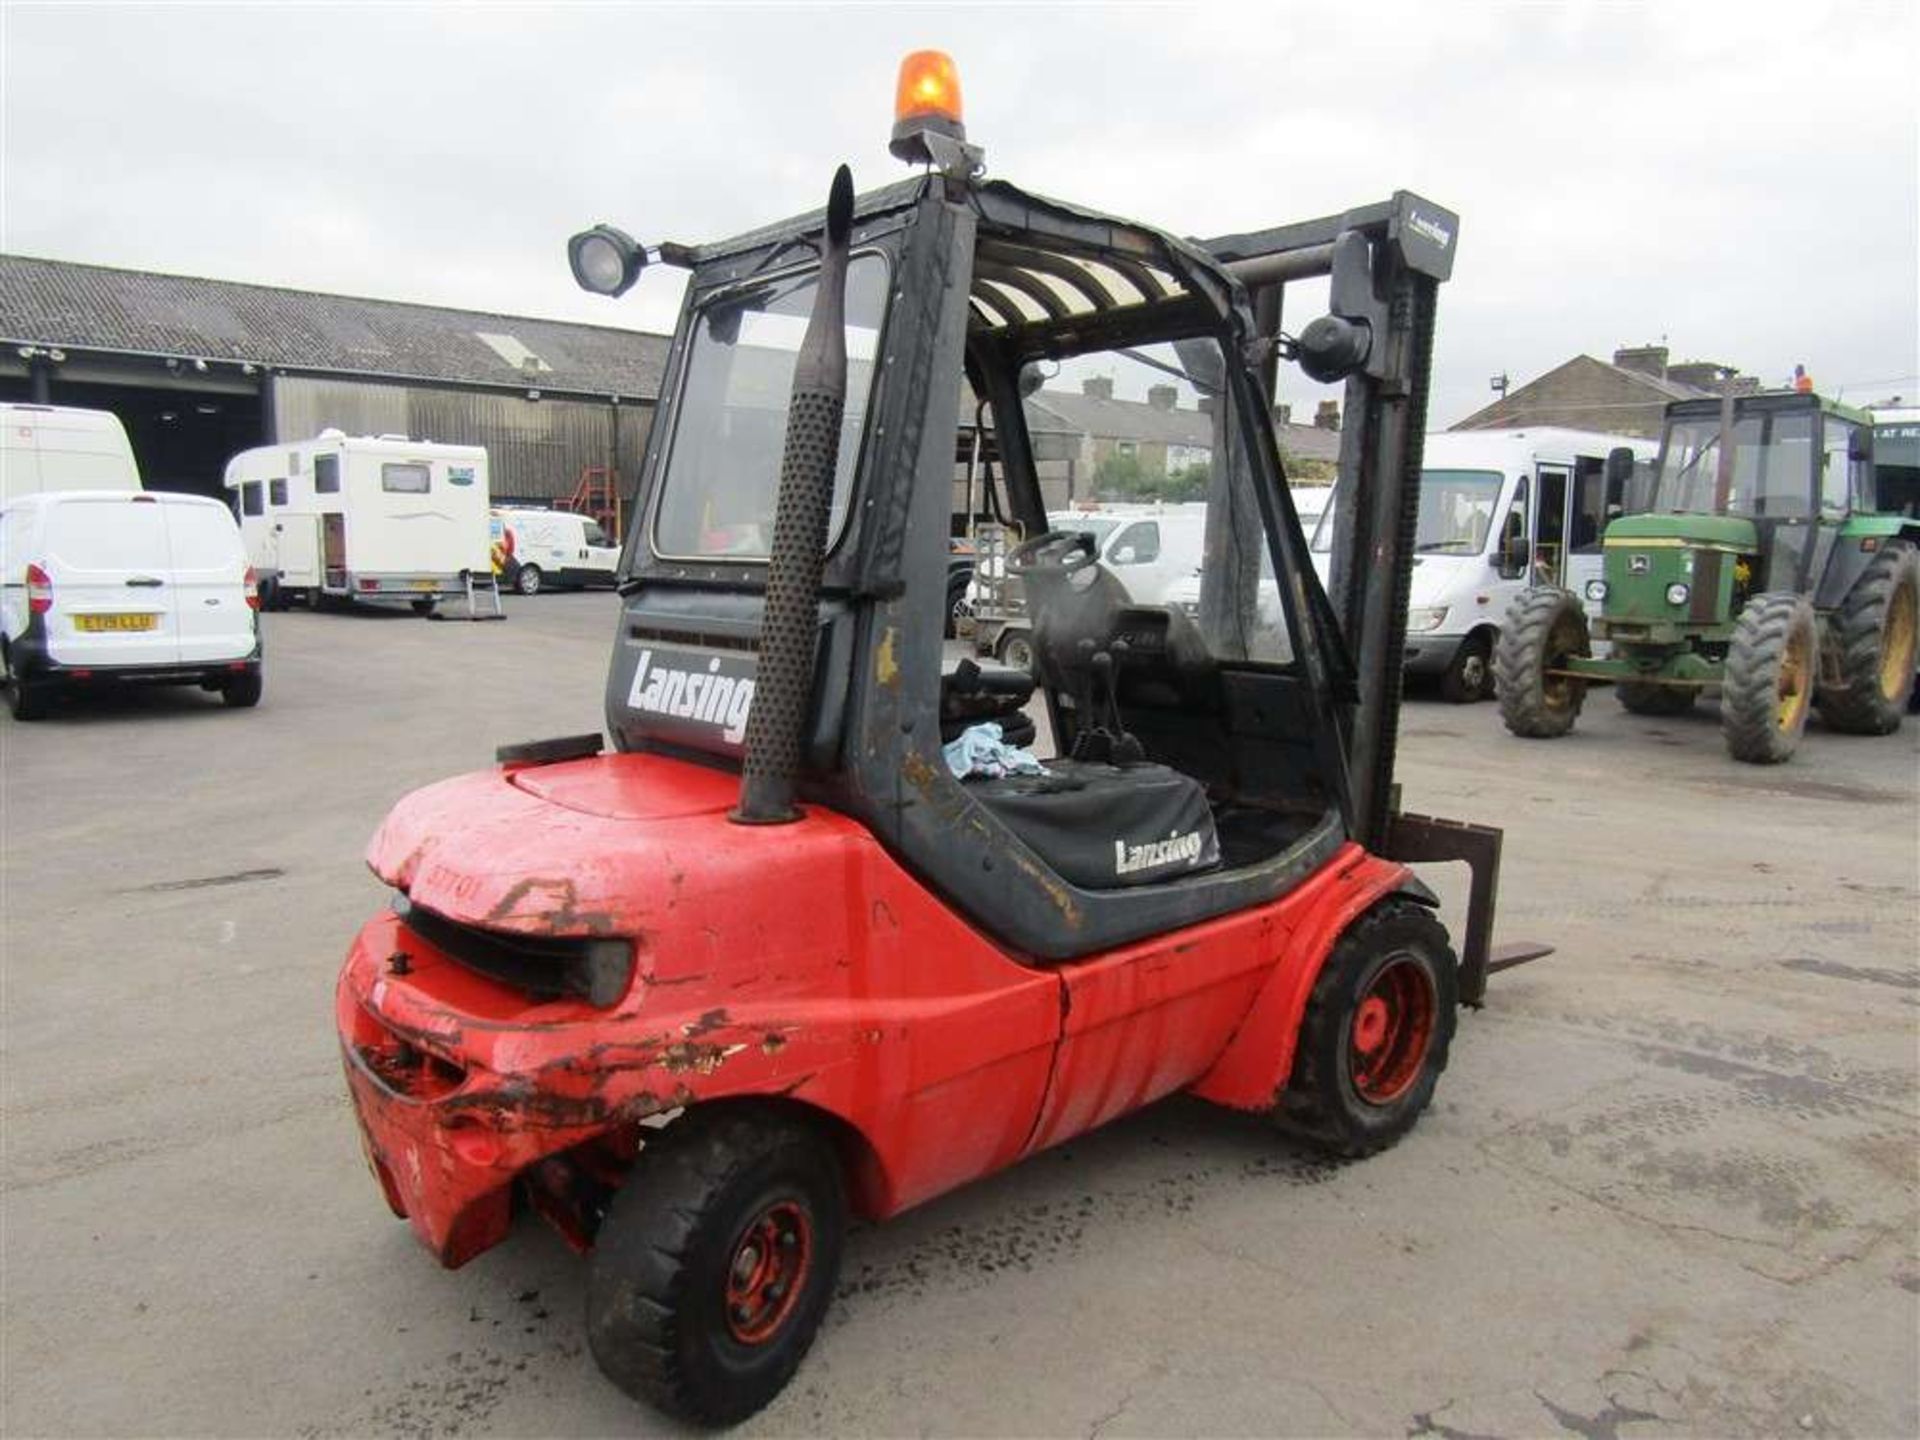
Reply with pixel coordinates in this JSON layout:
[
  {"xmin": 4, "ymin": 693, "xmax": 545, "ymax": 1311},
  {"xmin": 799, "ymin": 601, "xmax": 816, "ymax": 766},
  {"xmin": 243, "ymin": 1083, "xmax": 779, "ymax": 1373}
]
[
  {"xmin": 628, "ymin": 650, "xmax": 755, "ymax": 744},
  {"xmin": 1114, "ymin": 830, "xmax": 1205, "ymax": 876}
]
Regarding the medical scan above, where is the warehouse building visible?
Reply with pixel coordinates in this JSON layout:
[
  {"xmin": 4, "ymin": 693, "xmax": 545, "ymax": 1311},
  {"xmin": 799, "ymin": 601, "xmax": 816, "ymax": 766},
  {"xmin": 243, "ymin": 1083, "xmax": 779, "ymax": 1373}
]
[{"xmin": 0, "ymin": 254, "xmax": 671, "ymax": 510}]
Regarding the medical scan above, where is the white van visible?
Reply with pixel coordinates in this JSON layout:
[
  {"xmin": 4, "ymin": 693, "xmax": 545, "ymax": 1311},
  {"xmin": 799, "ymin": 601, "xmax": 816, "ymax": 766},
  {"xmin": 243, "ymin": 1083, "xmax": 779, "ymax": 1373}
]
[
  {"xmin": 224, "ymin": 432, "xmax": 491, "ymax": 611},
  {"xmin": 492, "ymin": 507, "xmax": 619, "ymax": 594},
  {"xmin": 1161, "ymin": 486, "xmax": 1331, "ymax": 631},
  {"xmin": 1, "ymin": 491, "xmax": 261, "ymax": 720},
  {"xmin": 1, "ymin": 404, "xmax": 142, "ymax": 501},
  {"xmin": 1310, "ymin": 427, "xmax": 1658, "ymax": 700}
]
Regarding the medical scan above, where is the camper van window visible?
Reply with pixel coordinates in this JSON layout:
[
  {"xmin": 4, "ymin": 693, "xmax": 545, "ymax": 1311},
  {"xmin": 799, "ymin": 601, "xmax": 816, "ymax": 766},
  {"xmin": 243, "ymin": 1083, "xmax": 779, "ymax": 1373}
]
[
  {"xmin": 382, "ymin": 463, "xmax": 431, "ymax": 494},
  {"xmin": 269, "ymin": 479, "xmax": 288, "ymax": 507},
  {"xmin": 241, "ymin": 482, "xmax": 264, "ymax": 517},
  {"xmin": 314, "ymin": 454, "xmax": 340, "ymax": 494}
]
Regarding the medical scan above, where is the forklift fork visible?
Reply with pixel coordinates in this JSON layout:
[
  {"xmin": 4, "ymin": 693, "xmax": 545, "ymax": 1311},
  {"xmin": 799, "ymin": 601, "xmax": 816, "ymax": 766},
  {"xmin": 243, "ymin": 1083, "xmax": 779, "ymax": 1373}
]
[{"xmin": 1384, "ymin": 811, "xmax": 1552, "ymax": 1006}]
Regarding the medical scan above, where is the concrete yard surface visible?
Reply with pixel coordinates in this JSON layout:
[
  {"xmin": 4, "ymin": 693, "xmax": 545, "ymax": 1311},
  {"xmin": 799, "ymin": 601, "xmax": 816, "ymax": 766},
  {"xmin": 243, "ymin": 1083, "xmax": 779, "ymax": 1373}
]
[{"xmin": 2, "ymin": 592, "xmax": 1916, "ymax": 1437}]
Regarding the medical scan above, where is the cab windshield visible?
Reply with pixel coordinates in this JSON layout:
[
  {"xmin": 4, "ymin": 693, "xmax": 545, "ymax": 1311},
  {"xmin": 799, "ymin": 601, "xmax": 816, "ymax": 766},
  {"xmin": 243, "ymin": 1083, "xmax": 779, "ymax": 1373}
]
[
  {"xmin": 1310, "ymin": 467, "xmax": 1503, "ymax": 554},
  {"xmin": 1654, "ymin": 410, "xmax": 1815, "ymax": 518},
  {"xmin": 652, "ymin": 253, "xmax": 889, "ymax": 560}
]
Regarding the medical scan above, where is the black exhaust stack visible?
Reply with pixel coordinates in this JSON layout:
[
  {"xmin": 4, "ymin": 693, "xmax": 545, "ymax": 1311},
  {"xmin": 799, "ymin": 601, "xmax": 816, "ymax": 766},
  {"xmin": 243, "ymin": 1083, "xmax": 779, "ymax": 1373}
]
[{"xmin": 732, "ymin": 166, "xmax": 855, "ymax": 825}]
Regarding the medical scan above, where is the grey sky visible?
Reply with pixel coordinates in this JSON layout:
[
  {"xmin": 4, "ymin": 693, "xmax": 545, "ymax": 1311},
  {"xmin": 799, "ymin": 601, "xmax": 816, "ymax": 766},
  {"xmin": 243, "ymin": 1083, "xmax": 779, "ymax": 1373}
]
[{"xmin": 3, "ymin": 1, "xmax": 1915, "ymax": 428}]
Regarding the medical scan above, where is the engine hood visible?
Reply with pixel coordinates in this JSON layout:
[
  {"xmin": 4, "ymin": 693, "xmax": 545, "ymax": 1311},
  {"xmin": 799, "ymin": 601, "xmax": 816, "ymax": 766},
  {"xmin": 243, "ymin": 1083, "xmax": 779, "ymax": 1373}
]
[{"xmin": 366, "ymin": 753, "xmax": 858, "ymax": 945}]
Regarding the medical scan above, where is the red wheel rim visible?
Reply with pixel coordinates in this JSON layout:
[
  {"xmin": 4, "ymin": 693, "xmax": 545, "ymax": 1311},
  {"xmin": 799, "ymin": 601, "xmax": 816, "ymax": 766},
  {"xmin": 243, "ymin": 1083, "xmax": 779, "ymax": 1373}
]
[
  {"xmin": 724, "ymin": 1200, "xmax": 812, "ymax": 1345},
  {"xmin": 1347, "ymin": 956, "xmax": 1437, "ymax": 1105}
]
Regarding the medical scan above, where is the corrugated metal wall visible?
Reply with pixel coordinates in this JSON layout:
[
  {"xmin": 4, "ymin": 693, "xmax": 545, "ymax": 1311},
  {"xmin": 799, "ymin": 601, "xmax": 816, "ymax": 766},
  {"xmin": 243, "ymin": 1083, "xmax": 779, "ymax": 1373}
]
[{"xmin": 269, "ymin": 375, "xmax": 654, "ymax": 503}]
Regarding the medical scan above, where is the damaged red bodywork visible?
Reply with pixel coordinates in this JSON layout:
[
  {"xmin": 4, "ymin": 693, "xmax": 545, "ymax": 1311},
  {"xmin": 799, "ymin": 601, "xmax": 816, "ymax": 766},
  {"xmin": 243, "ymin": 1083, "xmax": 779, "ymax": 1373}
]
[{"xmin": 337, "ymin": 751, "xmax": 1415, "ymax": 1267}]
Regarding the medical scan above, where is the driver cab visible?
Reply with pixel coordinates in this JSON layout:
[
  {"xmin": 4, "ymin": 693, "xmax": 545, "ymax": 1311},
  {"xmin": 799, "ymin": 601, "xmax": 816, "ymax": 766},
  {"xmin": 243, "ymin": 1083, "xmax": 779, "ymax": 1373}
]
[{"xmin": 607, "ymin": 177, "xmax": 1356, "ymax": 963}]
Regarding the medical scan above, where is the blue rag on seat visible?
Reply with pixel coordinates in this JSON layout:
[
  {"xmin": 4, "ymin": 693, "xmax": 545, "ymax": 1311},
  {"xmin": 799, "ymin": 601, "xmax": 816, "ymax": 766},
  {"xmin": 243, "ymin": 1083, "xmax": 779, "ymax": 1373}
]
[{"xmin": 942, "ymin": 721, "xmax": 1050, "ymax": 780}]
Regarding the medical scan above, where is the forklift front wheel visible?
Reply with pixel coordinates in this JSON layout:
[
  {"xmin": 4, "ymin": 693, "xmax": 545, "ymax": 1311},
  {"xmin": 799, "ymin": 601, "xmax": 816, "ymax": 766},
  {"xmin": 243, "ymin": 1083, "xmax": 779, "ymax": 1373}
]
[
  {"xmin": 1278, "ymin": 900, "xmax": 1458, "ymax": 1158},
  {"xmin": 586, "ymin": 1109, "xmax": 847, "ymax": 1427}
]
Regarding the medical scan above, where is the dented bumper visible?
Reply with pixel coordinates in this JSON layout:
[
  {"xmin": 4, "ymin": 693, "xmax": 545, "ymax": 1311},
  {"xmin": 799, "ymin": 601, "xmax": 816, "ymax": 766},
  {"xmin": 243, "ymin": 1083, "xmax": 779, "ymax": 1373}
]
[{"xmin": 336, "ymin": 915, "xmax": 618, "ymax": 1267}]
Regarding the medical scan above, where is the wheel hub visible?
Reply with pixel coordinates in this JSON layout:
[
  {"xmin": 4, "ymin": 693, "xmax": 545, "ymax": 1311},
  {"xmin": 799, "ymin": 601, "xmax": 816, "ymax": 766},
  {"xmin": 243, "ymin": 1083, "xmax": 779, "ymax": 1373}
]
[
  {"xmin": 1348, "ymin": 956, "xmax": 1437, "ymax": 1106},
  {"xmin": 724, "ymin": 1200, "xmax": 811, "ymax": 1345}
]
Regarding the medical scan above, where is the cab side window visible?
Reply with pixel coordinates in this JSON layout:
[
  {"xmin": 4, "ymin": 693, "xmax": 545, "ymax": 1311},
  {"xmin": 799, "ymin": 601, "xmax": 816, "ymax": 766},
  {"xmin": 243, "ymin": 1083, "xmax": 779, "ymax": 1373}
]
[
  {"xmin": 1820, "ymin": 418, "xmax": 1854, "ymax": 516},
  {"xmin": 1497, "ymin": 476, "xmax": 1529, "ymax": 574},
  {"xmin": 1111, "ymin": 520, "xmax": 1160, "ymax": 565}
]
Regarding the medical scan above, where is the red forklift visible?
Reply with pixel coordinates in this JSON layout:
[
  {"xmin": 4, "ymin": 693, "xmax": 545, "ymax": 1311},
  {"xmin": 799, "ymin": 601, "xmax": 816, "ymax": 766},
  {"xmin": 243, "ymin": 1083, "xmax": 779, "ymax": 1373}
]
[{"xmin": 337, "ymin": 52, "xmax": 1539, "ymax": 1425}]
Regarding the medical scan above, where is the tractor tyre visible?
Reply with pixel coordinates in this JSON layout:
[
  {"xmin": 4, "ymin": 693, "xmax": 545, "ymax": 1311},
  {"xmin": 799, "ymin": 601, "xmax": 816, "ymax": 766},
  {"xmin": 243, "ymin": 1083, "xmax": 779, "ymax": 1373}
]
[
  {"xmin": 1277, "ymin": 899, "xmax": 1458, "ymax": 1158},
  {"xmin": 1615, "ymin": 680, "xmax": 1696, "ymax": 716},
  {"xmin": 1722, "ymin": 591, "xmax": 1818, "ymax": 764},
  {"xmin": 586, "ymin": 1108, "xmax": 846, "ymax": 1427},
  {"xmin": 1495, "ymin": 587, "xmax": 1590, "ymax": 738},
  {"xmin": 1817, "ymin": 541, "xmax": 1919, "ymax": 734},
  {"xmin": 1437, "ymin": 631, "xmax": 1494, "ymax": 704}
]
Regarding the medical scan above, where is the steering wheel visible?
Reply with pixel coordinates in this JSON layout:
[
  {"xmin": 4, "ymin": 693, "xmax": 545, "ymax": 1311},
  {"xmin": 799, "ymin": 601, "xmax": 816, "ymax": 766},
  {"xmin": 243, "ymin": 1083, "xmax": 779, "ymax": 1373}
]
[{"xmin": 1007, "ymin": 529, "xmax": 1099, "ymax": 575}]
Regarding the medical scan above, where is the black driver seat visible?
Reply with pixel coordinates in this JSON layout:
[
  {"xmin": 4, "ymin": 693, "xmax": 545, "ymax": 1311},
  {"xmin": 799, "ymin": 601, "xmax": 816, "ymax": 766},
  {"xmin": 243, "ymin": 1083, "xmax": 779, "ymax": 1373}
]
[{"xmin": 967, "ymin": 759, "xmax": 1221, "ymax": 890}]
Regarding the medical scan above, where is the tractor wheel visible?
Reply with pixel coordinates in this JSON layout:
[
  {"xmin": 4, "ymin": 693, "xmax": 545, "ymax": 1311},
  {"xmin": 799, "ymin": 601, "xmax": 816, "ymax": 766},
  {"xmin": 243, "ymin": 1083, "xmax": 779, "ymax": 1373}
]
[
  {"xmin": 1277, "ymin": 899, "xmax": 1458, "ymax": 1158},
  {"xmin": 1722, "ymin": 591, "xmax": 1818, "ymax": 764},
  {"xmin": 1615, "ymin": 680, "xmax": 1696, "ymax": 716},
  {"xmin": 1817, "ymin": 541, "xmax": 1919, "ymax": 734},
  {"xmin": 1495, "ymin": 588, "xmax": 1590, "ymax": 738},
  {"xmin": 1437, "ymin": 631, "xmax": 1493, "ymax": 704},
  {"xmin": 586, "ymin": 1109, "xmax": 846, "ymax": 1427}
]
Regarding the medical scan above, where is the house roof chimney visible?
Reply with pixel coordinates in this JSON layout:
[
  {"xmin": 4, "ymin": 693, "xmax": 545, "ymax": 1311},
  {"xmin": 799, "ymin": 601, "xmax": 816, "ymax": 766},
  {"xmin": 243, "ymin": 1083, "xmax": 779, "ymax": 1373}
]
[
  {"xmin": 1147, "ymin": 384, "xmax": 1177, "ymax": 411},
  {"xmin": 1314, "ymin": 399, "xmax": 1340, "ymax": 431},
  {"xmin": 1613, "ymin": 344, "xmax": 1670, "ymax": 379},
  {"xmin": 1083, "ymin": 376, "xmax": 1114, "ymax": 400}
]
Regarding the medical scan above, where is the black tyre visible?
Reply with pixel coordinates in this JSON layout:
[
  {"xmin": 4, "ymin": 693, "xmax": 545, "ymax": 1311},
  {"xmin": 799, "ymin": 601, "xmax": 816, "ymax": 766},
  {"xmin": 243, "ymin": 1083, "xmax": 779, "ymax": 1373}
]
[
  {"xmin": 1495, "ymin": 588, "xmax": 1590, "ymax": 737},
  {"xmin": 587, "ymin": 1109, "xmax": 846, "ymax": 1427},
  {"xmin": 514, "ymin": 564, "xmax": 543, "ymax": 597},
  {"xmin": 1615, "ymin": 680, "xmax": 1696, "ymax": 716},
  {"xmin": 1722, "ymin": 591, "xmax": 1817, "ymax": 764},
  {"xmin": 1278, "ymin": 900, "xmax": 1458, "ymax": 1158},
  {"xmin": 1817, "ymin": 541, "xmax": 1918, "ymax": 734},
  {"xmin": 995, "ymin": 628, "xmax": 1034, "ymax": 672},
  {"xmin": 4, "ymin": 657, "xmax": 50, "ymax": 721},
  {"xmin": 1437, "ymin": 631, "xmax": 1493, "ymax": 703},
  {"xmin": 945, "ymin": 575, "xmax": 971, "ymax": 640},
  {"xmin": 222, "ymin": 672, "xmax": 263, "ymax": 709}
]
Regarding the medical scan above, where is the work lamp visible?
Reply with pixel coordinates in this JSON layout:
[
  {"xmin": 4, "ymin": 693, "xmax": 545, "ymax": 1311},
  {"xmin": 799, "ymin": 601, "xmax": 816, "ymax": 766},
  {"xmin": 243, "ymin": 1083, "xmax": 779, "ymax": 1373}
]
[{"xmin": 568, "ymin": 224, "xmax": 646, "ymax": 298}]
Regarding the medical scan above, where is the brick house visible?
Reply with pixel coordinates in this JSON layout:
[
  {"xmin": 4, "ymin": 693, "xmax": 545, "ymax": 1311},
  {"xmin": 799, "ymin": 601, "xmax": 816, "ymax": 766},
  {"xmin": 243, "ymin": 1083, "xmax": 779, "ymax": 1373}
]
[{"xmin": 1452, "ymin": 345, "xmax": 1757, "ymax": 440}]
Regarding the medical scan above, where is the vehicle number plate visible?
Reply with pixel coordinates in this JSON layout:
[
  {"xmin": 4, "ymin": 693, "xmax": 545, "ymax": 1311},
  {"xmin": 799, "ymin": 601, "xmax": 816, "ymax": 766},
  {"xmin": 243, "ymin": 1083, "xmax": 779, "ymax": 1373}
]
[
  {"xmin": 75, "ymin": 613, "xmax": 158, "ymax": 633},
  {"xmin": 410, "ymin": 580, "xmax": 439, "ymax": 591}
]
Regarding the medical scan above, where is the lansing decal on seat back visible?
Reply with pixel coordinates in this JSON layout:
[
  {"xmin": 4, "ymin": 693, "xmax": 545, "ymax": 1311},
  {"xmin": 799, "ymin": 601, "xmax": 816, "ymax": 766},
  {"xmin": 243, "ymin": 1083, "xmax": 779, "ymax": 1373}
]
[
  {"xmin": 1114, "ymin": 829, "xmax": 1206, "ymax": 876},
  {"xmin": 627, "ymin": 648, "xmax": 756, "ymax": 744}
]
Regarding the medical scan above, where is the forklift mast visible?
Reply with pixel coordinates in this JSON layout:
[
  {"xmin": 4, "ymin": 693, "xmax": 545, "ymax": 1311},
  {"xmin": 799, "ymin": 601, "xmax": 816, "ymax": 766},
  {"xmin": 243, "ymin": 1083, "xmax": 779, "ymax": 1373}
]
[{"xmin": 1200, "ymin": 195, "xmax": 1455, "ymax": 847}]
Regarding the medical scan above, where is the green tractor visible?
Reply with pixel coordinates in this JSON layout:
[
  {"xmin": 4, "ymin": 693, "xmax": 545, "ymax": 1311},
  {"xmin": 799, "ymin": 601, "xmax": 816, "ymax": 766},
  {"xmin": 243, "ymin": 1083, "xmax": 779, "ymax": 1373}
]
[{"xmin": 1496, "ymin": 388, "xmax": 1920, "ymax": 763}]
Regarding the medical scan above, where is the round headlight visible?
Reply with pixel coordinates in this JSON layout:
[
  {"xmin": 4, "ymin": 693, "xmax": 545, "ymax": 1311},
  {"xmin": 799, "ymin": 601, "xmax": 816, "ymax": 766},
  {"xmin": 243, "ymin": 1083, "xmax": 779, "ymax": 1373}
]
[
  {"xmin": 1585, "ymin": 579, "xmax": 1609, "ymax": 603},
  {"xmin": 568, "ymin": 224, "xmax": 645, "ymax": 297},
  {"xmin": 1666, "ymin": 582, "xmax": 1690, "ymax": 606}
]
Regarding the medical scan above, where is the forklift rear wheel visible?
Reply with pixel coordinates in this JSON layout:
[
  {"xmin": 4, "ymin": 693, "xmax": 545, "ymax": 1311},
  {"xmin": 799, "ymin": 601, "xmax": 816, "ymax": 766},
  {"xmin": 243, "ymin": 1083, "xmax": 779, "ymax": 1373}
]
[
  {"xmin": 1495, "ymin": 588, "xmax": 1590, "ymax": 737},
  {"xmin": 1278, "ymin": 900, "xmax": 1457, "ymax": 1158},
  {"xmin": 1818, "ymin": 541, "xmax": 1918, "ymax": 735},
  {"xmin": 515, "ymin": 564, "xmax": 543, "ymax": 597},
  {"xmin": 1615, "ymin": 680, "xmax": 1696, "ymax": 716},
  {"xmin": 1437, "ymin": 632, "xmax": 1493, "ymax": 703},
  {"xmin": 586, "ymin": 1109, "xmax": 846, "ymax": 1427},
  {"xmin": 1722, "ymin": 591, "xmax": 1818, "ymax": 765}
]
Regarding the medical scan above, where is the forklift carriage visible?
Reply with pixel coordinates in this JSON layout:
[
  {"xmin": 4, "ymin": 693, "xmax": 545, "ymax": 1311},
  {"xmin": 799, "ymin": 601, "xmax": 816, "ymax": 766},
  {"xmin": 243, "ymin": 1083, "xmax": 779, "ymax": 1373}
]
[{"xmin": 337, "ymin": 52, "xmax": 1540, "ymax": 1427}]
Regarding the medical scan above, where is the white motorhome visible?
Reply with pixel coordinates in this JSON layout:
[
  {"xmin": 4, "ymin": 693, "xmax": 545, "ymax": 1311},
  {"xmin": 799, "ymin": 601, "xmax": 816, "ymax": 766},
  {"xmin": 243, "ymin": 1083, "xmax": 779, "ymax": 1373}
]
[
  {"xmin": 492, "ymin": 507, "xmax": 619, "ymax": 594},
  {"xmin": 1, "ymin": 404, "xmax": 141, "ymax": 501},
  {"xmin": 1311, "ymin": 427, "xmax": 1658, "ymax": 700},
  {"xmin": 224, "ymin": 432, "xmax": 491, "ymax": 610}
]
